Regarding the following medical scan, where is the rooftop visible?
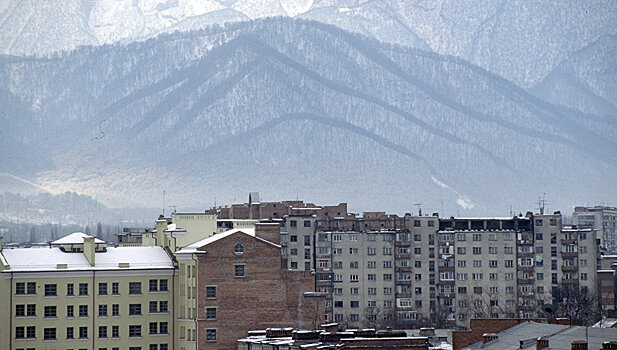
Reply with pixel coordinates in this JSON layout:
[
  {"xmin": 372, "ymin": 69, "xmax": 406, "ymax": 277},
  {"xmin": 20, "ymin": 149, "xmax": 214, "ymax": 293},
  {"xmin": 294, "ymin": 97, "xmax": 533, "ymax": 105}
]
[
  {"xmin": 51, "ymin": 232, "xmax": 105, "ymax": 245},
  {"xmin": 1, "ymin": 246, "xmax": 173, "ymax": 271},
  {"xmin": 176, "ymin": 228, "xmax": 280, "ymax": 254}
]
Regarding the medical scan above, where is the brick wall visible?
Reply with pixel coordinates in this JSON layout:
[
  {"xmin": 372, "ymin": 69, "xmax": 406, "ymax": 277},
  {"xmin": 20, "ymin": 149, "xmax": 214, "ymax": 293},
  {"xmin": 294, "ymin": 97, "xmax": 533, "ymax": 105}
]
[{"xmin": 196, "ymin": 231, "xmax": 324, "ymax": 349}]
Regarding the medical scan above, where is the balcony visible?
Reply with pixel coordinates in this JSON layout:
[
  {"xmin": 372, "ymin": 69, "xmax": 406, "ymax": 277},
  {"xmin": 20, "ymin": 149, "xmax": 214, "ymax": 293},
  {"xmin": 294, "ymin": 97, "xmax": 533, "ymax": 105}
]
[
  {"xmin": 518, "ymin": 265, "xmax": 534, "ymax": 271},
  {"xmin": 439, "ymin": 266, "xmax": 455, "ymax": 272},
  {"xmin": 561, "ymin": 238, "xmax": 577, "ymax": 245},
  {"xmin": 561, "ymin": 251, "xmax": 578, "ymax": 258},
  {"xmin": 438, "ymin": 292, "xmax": 454, "ymax": 298},
  {"xmin": 517, "ymin": 278, "xmax": 535, "ymax": 284},
  {"xmin": 396, "ymin": 267, "xmax": 412, "ymax": 272},
  {"xmin": 519, "ymin": 305, "xmax": 535, "ymax": 311},
  {"xmin": 562, "ymin": 278, "xmax": 579, "ymax": 284},
  {"xmin": 395, "ymin": 292, "xmax": 413, "ymax": 298},
  {"xmin": 561, "ymin": 265, "xmax": 578, "ymax": 272},
  {"xmin": 517, "ymin": 239, "xmax": 533, "ymax": 245},
  {"xmin": 517, "ymin": 251, "xmax": 534, "ymax": 258}
]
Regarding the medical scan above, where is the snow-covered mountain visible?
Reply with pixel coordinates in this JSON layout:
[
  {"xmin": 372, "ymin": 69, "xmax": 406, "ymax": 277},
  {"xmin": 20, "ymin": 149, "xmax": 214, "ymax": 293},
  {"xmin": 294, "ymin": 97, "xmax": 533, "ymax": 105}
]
[
  {"xmin": 1, "ymin": 1, "xmax": 615, "ymax": 88},
  {"xmin": 1, "ymin": 19, "xmax": 615, "ymax": 215}
]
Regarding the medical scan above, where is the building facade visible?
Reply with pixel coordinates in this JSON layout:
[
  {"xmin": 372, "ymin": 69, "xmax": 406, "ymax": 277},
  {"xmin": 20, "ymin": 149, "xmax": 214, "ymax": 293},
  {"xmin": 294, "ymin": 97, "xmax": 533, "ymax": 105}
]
[
  {"xmin": 573, "ymin": 206, "xmax": 617, "ymax": 253},
  {"xmin": 0, "ymin": 233, "xmax": 175, "ymax": 350}
]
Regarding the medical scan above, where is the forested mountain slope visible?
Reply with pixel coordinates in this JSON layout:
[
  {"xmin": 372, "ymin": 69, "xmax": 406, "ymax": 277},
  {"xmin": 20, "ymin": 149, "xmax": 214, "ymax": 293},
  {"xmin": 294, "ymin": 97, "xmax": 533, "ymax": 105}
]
[{"xmin": 1, "ymin": 19, "xmax": 615, "ymax": 214}]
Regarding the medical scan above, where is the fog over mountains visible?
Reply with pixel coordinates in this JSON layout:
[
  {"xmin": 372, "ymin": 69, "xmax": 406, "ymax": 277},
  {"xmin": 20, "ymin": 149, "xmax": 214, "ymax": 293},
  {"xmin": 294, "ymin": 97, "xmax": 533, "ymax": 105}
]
[{"xmin": 1, "ymin": 2, "xmax": 616, "ymax": 220}]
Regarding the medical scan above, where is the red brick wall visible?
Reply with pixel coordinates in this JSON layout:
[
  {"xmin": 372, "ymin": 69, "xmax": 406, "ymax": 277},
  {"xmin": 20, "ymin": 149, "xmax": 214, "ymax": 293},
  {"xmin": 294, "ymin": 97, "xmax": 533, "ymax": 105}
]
[{"xmin": 196, "ymin": 232, "xmax": 324, "ymax": 349}]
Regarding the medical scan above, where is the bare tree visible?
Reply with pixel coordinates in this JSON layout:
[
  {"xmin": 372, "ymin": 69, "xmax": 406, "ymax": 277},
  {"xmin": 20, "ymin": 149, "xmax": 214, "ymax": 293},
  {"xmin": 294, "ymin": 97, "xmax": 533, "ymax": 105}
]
[{"xmin": 546, "ymin": 285, "xmax": 600, "ymax": 326}]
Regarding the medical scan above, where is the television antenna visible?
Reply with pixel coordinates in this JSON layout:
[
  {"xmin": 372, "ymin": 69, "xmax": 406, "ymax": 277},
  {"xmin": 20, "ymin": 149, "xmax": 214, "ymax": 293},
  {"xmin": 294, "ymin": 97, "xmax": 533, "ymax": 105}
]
[{"xmin": 413, "ymin": 203, "xmax": 422, "ymax": 216}]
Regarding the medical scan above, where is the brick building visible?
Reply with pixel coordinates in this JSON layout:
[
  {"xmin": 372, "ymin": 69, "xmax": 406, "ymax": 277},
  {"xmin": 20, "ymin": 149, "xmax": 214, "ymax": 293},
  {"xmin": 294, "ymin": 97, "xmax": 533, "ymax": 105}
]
[{"xmin": 175, "ymin": 224, "xmax": 326, "ymax": 349}]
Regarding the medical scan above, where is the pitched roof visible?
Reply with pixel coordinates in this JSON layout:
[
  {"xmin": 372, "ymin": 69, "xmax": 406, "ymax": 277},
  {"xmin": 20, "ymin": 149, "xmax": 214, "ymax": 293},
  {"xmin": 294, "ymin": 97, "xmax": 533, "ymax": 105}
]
[
  {"xmin": 51, "ymin": 232, "xmax": 105, "ymax": 245},
  {"xmin": 1, "ymin": 246, "xmax": 173, "ymax": 271},
  {"xmin": 176, "ymin": 228, "xmax": 279, "ymax": 254}
]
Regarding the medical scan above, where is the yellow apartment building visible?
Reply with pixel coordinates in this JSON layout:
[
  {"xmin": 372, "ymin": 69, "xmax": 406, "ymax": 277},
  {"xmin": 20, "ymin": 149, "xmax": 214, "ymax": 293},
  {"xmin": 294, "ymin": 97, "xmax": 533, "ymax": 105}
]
[{"xmin": 0, "ymin": 232, "xmax": 175, "ymax": 350}]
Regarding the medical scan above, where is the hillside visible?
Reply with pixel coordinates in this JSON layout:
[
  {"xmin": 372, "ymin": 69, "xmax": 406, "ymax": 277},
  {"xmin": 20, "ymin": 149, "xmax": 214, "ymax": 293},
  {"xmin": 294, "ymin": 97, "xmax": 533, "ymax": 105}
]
[{"xmin": 1, "ymin": 19, "xmax": 616, "ymax": 215}]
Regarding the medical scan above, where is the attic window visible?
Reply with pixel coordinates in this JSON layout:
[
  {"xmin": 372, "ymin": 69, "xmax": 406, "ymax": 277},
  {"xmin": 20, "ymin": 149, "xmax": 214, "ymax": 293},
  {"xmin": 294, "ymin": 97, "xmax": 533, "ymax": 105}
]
[{"xmin": 234, "ymin": 243, "xmax": 244, "ymax": 255}]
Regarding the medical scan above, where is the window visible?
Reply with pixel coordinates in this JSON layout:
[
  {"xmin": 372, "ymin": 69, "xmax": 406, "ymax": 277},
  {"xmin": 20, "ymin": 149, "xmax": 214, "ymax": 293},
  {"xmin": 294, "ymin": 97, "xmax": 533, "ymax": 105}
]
[
  {"xmin": 112, "ymin": 325, "xmax": 119, "ymax": 338},
  {"xmin": 474, "ymin": 287, "xmax": 483, "ymax": 294},
  {"xmin": 45, "ymin": 284, "xmax": 57, "ymax": 296},
  {"xmin": 505, "ymin": 260, "xmax": 514, "ymax": 268},
  {"xmin": 235, "ymin": 264, "xmax": 245, "ymax": 277},
  {"xmin": 99, "ymin": 326, "xmax": 107, "ymax": 338},
  {"xmin": 159, "ymin": 322, "xmax": 168, "ymax": 334},
  {"xmin": 473, "ymin": 247, "xmax": 482, "ymax": 254},
  {"xmin": 15, "ymin": 304, "xmax": 25, "ymax": 316},
  {"xmin": 159, "ymin": 279, "xmax": 168, "ymax": 291},
  {"xmin": 367, "ymin": 274, "xmax": 376, "ymax": 281},
  {"xmin": 67, "ymin": 326, "xmax": 74, "ymax": 339},
  {"xmin": 458, "ymin": 260, "xmax": 467, "ymax": 268},
  {"xmin": 536, "ymin": 233, "xmax": 543, "ymax": 240},
  {"xmin": 457, "ymin": 247, "xmax": 466, "ymax": 254},
  {"xmin": 149, "ymin": 322, "xmax": 158, "ymax": 335},
  {"xmin": 98, "ymin": 283, "xmax": 108, "ymax": 295},
  {"xmin": 383, "ymin": 261, "xmax": 392, "ymax": 268},
  {"xmin": 350, "ymin": 274, "xmax": 359, "ymax": 282},
  {"xmin": 581, "ymin": 273, "xmax": 588, "ymax": 280},
  {"xmin": 367, "ymin": 247, "xmax": 376, "ymax": 255},
  {"xmin": 535, "ymin": 219, "xmax": 543, "ymax": 226},
  {"xmin": 67, "ymin": 305, "xmax": 74, "ymax": 317},
  {"xmin": 384, "ymin": 287, "xmax": 392, "ymax": 295},
  {"xmin": 383, "ymin": 247, "xmax": 392, "ymax": 255},
  {"xmin": 79, "ymin": 283, "xmax": 88, "ymax": 296},
  {"xmin": 129, "ymin": 325, "xmax": 141, "ymax": 337},
  {"xmin": 473, "ymin": 260, "xmax": 482, "ymax": 267},
  {"xmin": 290, "ymin": 261, "xmax": 298, "ymax": 269},
  {"xmin": 350, "ymin": 301, "xmax": 360, "ymax": 308},
  {"xmin": 290, "ymin": 235, "xmax": 297, "ymax": 242},
  {"xmin": 129, "ymin": 282, "xmax": 141, "ymax": 295},
  {"xmin": 44, "ymin": 305, "xmax": 57, "ymax": 318},
  {"xmin": 457, "ymin": 233, "xmax": 466, "ymax": 241},
  {"xmin": 66, "ymin": 283, "xmax": 74, "ymax": 296},
  {"xmin": 290, "ymin": 220, "xmax": 297, "ymax": 227},
  {"xmin": 550, "ymin": 218, "xmax": 557, "ymax": 226},
  {"xmin": 414, "ymin": 260, "xmax": 422, "ymax": 268},
  {"xmin": 349, "ymin": 287, "xmax": 358, "ymax": 294},
  {"xmin": 367, "ymin": 261, "xmax": 376, "ymax": 268},
  {"xmin": 79, "ymin": 305, "xmax": 88, "ymax": 317},
  {"xmin": 304, "ymin": 235, "xmax": 311, "ymax": 246},
  {"xmin": 303, "ymin": 220, "xmax": 311, "ymax": 227},
  {"xmin": 44, "ymin": 327, "xmax": 56, "ymax": 340},
  {"xmin": 505, "ymin": 273, "xmax": 514, "ymax": 280},
  {"xmin": 112, "ymin": 304, "xmax": 119, "ymax": 316},
  {"xmin": 368, "ymin": 287, "xmax": 377, "ymax": 295},
  {"xmin": 99, "ymin": 304, "xmax": 108, "ymax": 316},
  {"xmin": 537, "ymin": 273, "xmax": 544, "ymax": 280},
  {"xmin": 206, "ymin": 307, "xmax": 216, "ymax": 319},
  {"xmin": 290, "ymin": 248, "xmax": 298, "ymax": 256},
  {"xmin": 234, "ymin": 243, "xmax": 245, "ymax": 255},
  {"xmin": 149, "ymin": 280, "xmax": 158, "ymax": 292},
  {"xmin": 350, "ymin": 261, "xmax": 359, "ymax": 269},
  {"xmin": 472, "ymin": 273, "xmax": 483, "ymax": 280},
  {"xmin": 206, "ymin": 329, "xmax": 216, "ymax": 341},
  {"xmin": 149, "ymin": 301, "xmax": 158, "ymax": 313},
  {"xmin": 489, "ymin": 260, "xmax": 498, "ymax": 268},
  {"xmin": 27, "ymin": 282, "xmax": 36, "ymax": 294},
  {"xmin": 458, "ymin": 287, "xmax": 467, "ymax": 294},
  {"xmin": 505, "ymin": 246, "xmax": 513, "ymax": 254},
  {"xmin": 489, "ymin": 273, "xmax": 498, "ymax": 280},
  {"xmin": 112, "ymin": 282, "xmax": 119, "ymax": 295},
  {"xmin": 304, "ymin": 249, "xmax": 311, "ymax": 259},
  {"xmin": 489, "ymin": 246, "xmax": 498, "ymax": 254},
  {"xmin": 349, "ymin": 248, "xmax": 358, "ymax": 254},
  {"xmin": 129, "ymin": 304, "xmax": 141, "ymax": 315},
  {"xmin": 473, "ymin": 233, "xmax": 482, "ymax": 241},
  {"xmin": 79, "ymin": 326, "xmax": 88, "ymax": 339},
  {"xmin": 383, "ymin": 274, "xmax": 392, "ymax": 281}
]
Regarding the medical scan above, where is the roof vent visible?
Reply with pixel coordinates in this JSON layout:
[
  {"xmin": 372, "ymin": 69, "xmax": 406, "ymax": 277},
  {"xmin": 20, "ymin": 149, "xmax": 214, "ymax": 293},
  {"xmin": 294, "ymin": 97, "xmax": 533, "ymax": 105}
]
[
  {"xmin": 118, "ymin": 262, "xmax": 130, "ymax": 268},
  {"xmin": 56, "ymin": 263, "xmax": 68, "ymax": 269}
]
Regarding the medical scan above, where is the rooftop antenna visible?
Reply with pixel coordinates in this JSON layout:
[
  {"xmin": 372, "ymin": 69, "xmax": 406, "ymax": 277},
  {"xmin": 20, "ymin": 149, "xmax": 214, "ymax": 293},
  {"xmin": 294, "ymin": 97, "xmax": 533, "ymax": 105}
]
[
  {"xmin": 170, "ymin": 205, "xmax": 177, "ymax": 215},
  {"xmin": 162, "ymin": 190, "xmax": 166, "ymax": 217},
  {"xmin": 538, "ymin": 193, "xmax": 546, "ymax": 215},
  {"xmin": 413, "ymin": 203, "xmax": 422, "ymax": 216}
]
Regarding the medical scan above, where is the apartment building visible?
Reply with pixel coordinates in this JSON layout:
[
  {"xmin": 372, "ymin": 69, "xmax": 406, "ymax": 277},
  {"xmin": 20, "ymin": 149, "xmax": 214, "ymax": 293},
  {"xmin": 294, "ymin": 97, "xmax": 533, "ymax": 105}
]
[
  {"xmin": 573, "ymin": 206, "xmax": 617, "ymax": 253},
  {"xmin": 0, "ymin": 232, "xmax": 175, "ymax": 350},
  {"xmin": 175, "ymin": 223, "xmax": 325, "ymax": 350},
  {"xmin": 282, "ymin": 209, "xmax": 601, "ymax": 330}
]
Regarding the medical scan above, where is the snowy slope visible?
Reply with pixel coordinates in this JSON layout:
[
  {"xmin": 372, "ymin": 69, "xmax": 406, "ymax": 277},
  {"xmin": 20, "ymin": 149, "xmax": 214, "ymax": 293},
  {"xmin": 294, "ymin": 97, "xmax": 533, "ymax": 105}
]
[
  {"xmin": 1, "ymin": 0, "xmax": 615, "ymax": 89},
  {"xmin": 1, "ymin": 19, "xmax": 615, "ymax": 215}
]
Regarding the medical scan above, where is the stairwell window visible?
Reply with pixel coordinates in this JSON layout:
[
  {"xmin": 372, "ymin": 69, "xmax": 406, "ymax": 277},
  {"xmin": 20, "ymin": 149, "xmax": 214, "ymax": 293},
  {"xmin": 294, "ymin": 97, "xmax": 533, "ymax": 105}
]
[{"xmin": 129, "ymin": 282, "xmax": 141, "ymax": 295}]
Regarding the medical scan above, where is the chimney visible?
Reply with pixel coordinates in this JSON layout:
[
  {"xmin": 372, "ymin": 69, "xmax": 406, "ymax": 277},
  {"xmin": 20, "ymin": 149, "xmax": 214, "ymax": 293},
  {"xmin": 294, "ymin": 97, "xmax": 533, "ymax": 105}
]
[
  {"xmin": 571, "ymin": 341, "xmax": 588, "ymax": 350},
  {"xmin": 254, "ymin": 222, "xmax": 281, "ymax": 245},
  {"xmin": 536, "ymin": 337, "xmax": 549, "ymax": 350},
  {"xmin": 320, "ymin": 323, "xmax": 339, "ymax": 333},
  {"xmin": 419, "ymin": 327, "xmax": 435, "ymax": 337},
  {"xmin": 83, "ymin": 236, "xmax": 95, "ymax": 266},
  {"xmin": 603, "ymin": 342, "xmax": 617, "ymax": 350},
  {"xmin": 482, "ymin": 333, "xmax": 498, "ymax": 344}
]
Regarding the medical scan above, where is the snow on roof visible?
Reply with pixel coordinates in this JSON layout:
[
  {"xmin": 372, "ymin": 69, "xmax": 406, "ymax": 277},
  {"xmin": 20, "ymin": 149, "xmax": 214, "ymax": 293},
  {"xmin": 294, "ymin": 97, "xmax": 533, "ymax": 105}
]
[
  {"xmin": 164, "ymin": 223, "xmax": 186, "ymax": 232},
  {"xmin": 52, "ymin": 232, "xmax": 105, "ymax": 245},
  {"xmin": 177, "ymin": 228, "xmax": 279, "ymax": 254},
  {"xmin": 1, "ymin": 246, "xmax": 173, "ymax": 271}
]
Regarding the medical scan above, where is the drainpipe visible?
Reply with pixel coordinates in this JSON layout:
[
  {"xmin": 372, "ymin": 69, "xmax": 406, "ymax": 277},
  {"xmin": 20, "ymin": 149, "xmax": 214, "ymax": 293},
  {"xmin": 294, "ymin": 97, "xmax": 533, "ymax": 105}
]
[
  {"xmin": 92, "ymin": 270, "xmax": 95, "ymax": 350},
  {"xmin": 9, "ymin": 271, "xmax": 13, "ymax": 350}
]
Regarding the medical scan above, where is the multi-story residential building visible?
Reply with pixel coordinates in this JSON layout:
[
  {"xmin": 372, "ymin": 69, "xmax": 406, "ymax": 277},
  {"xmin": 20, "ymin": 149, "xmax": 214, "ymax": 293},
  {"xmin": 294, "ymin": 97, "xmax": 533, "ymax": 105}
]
[
  {"xmin": 175, "ymin": 223, "xmax": 325, "ymax": 349},
  {"xmin": 0, "ymin": 232, "xmax": 175, "ymax": 350},
  {"xmin": 283, "ymin": 209, "xmax": 601, "ymax": 330},
  {"xmin": 573, "ymin": 206, "xmax": 617, "ymax": 253}
]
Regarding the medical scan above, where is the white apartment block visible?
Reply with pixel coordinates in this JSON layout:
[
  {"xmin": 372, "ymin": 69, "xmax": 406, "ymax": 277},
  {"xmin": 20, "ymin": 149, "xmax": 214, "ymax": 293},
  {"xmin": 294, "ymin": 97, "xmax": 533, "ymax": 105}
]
[{"xmin": 573, "ymin": 206, "xmax": 617, "ymax": 253}]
